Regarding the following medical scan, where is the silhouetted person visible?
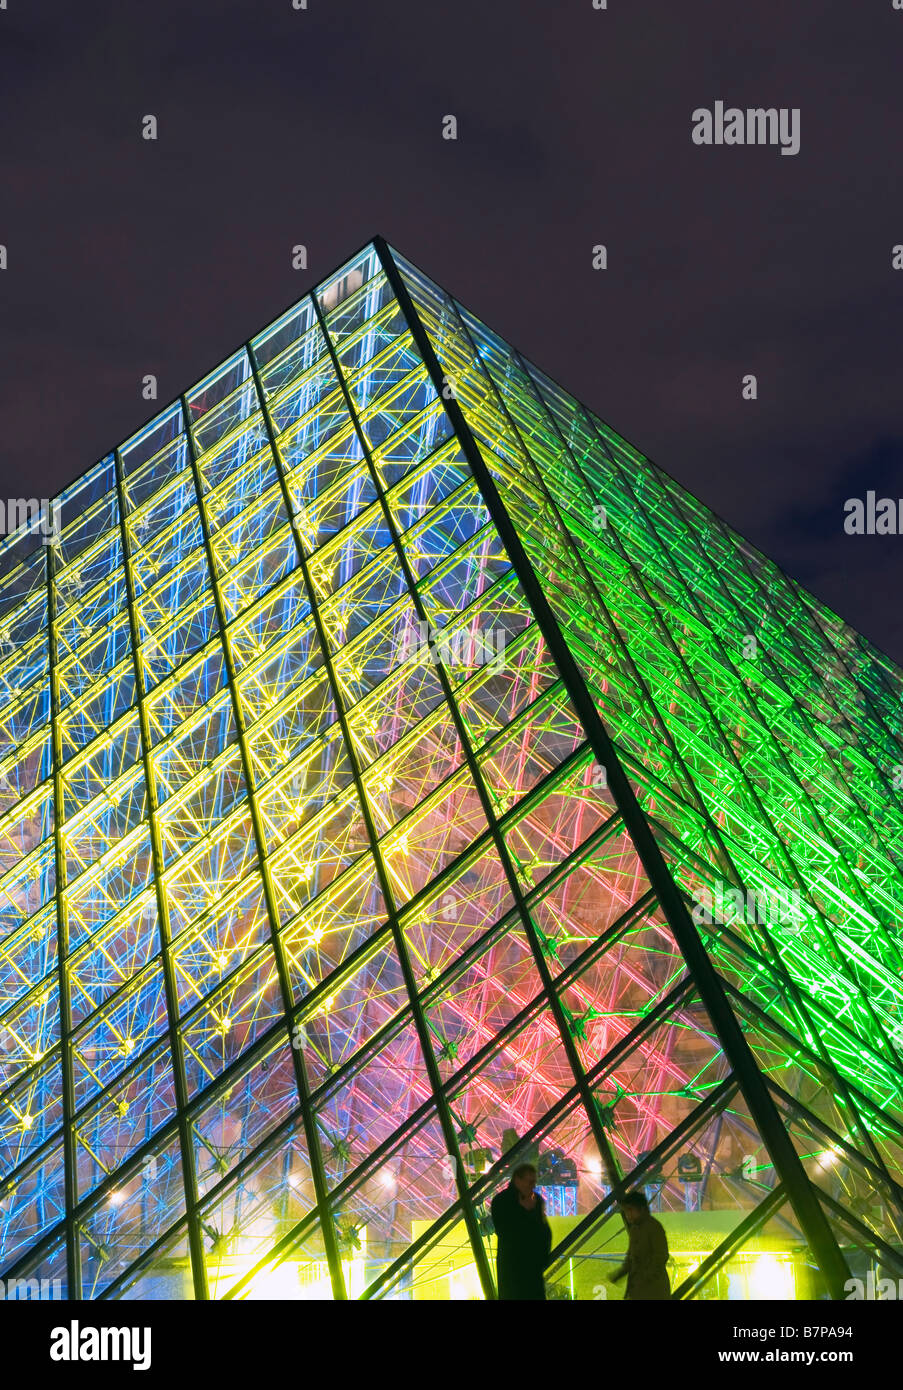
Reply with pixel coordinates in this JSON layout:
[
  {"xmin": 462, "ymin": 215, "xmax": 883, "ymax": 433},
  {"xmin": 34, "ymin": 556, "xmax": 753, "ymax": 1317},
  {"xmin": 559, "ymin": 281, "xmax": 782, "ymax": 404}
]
[
  {"xmin": 491, "ymin": 1162, "xmax": 553, "ymax": 1300},
  {"xmin": 611, "ymin": 1191, "xmax": 671, "ymax": 1299}
]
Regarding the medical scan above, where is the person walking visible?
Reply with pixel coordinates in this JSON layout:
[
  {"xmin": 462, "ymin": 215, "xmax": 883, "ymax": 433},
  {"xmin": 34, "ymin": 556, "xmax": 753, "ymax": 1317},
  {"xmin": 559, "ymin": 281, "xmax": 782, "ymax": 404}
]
[
  {"xmin": 490, "ymin": 1162, "xmax": 553, "ymax": 1300},
  {"xmin": 611, "ymin": 1190, "xmax": 671, "ymax": 1300}
]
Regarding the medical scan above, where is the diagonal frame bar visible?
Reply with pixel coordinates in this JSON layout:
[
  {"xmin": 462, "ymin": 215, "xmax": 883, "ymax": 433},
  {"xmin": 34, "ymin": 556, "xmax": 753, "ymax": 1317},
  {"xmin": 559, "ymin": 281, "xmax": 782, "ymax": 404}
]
[{"xmin": 373, "ymin": 235, "xmax": 852, "ymax": 1300}]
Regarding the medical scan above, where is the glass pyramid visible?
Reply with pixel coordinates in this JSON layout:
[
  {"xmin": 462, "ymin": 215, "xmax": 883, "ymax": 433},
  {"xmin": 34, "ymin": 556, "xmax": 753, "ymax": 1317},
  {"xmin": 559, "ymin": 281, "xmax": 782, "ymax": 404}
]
[{"xmin": 2, "ymin": 238, "xmax": 903, "ymax": 1302}]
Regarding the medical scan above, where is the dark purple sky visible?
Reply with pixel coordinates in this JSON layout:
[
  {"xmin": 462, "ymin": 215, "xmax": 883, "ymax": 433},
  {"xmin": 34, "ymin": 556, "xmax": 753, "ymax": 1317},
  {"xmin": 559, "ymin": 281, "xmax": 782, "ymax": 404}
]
[{"xmin": 3, "ymin": 1, "xmax": 902, "ymax": 660}]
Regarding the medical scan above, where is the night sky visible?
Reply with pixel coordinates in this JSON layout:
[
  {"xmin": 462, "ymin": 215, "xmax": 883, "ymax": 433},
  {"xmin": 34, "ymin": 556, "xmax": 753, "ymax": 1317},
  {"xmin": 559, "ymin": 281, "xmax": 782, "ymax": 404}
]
[{"xmin": 3, "ymin": 1, "xmax": 902, "ymax": 661}]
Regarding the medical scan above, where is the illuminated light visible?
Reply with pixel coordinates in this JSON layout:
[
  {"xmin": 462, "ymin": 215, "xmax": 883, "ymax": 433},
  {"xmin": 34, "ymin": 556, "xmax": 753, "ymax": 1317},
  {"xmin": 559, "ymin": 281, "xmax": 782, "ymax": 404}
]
[
  {"xmin": 448, "ymin": 1263, "xmax": 482, "ymax": 1301},
  {"xmin": 747, "ymin": 1254, "xmax": 795, "ymax": 1300},
  {"xmin": 343, "ymin": 1255, "xmax": 367, "ymax": 1299},
  {"xmin": 219, "ymin": 1244, "xmax": 369, "ymax": 1301},
  {"xmin": 287, "ymin": 1259, "xmax": 332, "ymax": 1300},
  {"xmin": 377, "ymin": 1167, "xmax": 397, "ymax": 1197},
  {"xmin": 247, "ymin": 1262, "xmax": 303, "ymax": 1299},
  {"xmin": 583, "ymin": 1152, "xmax": 603, "ymax": 1179},
  {"xmin": 108, "ymin": 1189, "xmax": 126, "ymax": 1207},
  {"xmin": 19, "ymin": 1113, "xmax": 33, "ymax": 1131}
]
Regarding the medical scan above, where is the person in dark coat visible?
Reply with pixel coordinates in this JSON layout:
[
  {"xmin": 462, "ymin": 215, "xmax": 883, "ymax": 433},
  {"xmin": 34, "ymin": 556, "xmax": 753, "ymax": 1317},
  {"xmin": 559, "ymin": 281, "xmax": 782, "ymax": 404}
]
[
  {"xmin": 611, "ymin": 1190, "xmax": 671, "ymax": 1300},
  {"xmin": 490, "ymin": 1162, "xmax": 553, "ymax": 1300}
]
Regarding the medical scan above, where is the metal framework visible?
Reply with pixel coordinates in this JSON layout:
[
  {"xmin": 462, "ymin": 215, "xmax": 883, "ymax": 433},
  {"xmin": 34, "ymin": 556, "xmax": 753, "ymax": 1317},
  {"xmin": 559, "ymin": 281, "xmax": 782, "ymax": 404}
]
[{"xmin": 1, "ymin": 239, "xmax": 903, "ymax": 1300}]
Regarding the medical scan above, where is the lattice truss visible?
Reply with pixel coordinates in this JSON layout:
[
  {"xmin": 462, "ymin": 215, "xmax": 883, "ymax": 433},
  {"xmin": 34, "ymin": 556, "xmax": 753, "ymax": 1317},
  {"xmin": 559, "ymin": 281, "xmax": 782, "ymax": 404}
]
[{"xmin": 1, "ymin": 241, "xmax": 903, "ymax": 1301}]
